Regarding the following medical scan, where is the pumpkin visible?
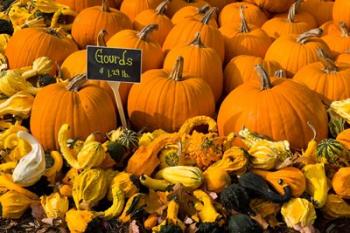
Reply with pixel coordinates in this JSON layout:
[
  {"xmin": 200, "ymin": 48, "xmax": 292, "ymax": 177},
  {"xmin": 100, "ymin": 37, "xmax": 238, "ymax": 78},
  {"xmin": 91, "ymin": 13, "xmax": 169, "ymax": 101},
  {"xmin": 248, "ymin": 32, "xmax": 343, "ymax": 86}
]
[
  {"xmin": 206, "ymin": 0, "xmax": 235, "ymax": 10},
  {"xmin": 218, "ymin": 64, "xmax": 328, "ymax": 150},
  {"xmin": 265, "ymin": 28, "xmax": 331, "ymax": 77},
  {"xmin": 333, "ymin": 0, "xmax": 350, "ymax": 28},
  {"xmin": 219, "ymin": 2, "xmax": 268, "ymax": 28},
  {"xmin": 293, "ymin": 48, "xmax": 350, "ymax": 102},
  {"xmin": 128, "ymin": 56, "xmax": 215, "ymax": 132},
  {"xmin": 332, "ymin": 167, "xmax": 350, "ymax": 199},
  {"xmin": 163, "ymin": 7, "xmax": 224, "ymax": 61},
  {"xmin": 337, "ymin": 53, "xmax": 350, "ymax": 64},
  {"xmin": 261, "ymin": 0, "xmax": 317, "ymax": 39},
  {"xmin": 171, "ymin": 4, "xmax": 217, "ymax": 27},
  {"xmin": 166, "ymin": 0, "xmax": 208, "ymax": 17},
  {"xmin": 56, "ymin": 0, "xmax": 116, "ymax": 12},
  {"xmin": 133, "ymin": 0, "xmax": 173, "ymax": 46},
  {"xmin": 300, "ymin": 0, "xmax": 334, "ymax": 26},
  {"xmin": 30, "ymin": 74, "xmax": 116, "ymax": 150},
  {"xmin": 322, "ymin": 22, "xmax": 350, "ymax": 56},
  {"xmin": 5, "ymin": 28, "xmax": 78, "ymax": 69},
  {"xmin": 163, "ymin": 32, "xmax": 223, "ymax": 101},
  {"xmin": 219, "ymin": 6, "xmax": 272, "ymax": 63},
  {"xmin": 253, "ymin": 167, "xmax": 306, "ymax": 197},
  {"xmin": 223, "ymin": 55, "xmax": 281, "ymax": 94},
  {"xmin": 337, "ymin": 129, "xmax": 350, "ymax": 150},
  {"xmin": 107, "ymin": 24, "xmax": 164, "ymax": 72},
  {"xmin": 120, "ymin": 0, "xmax": 163, "ymax": 21},
  {"xmin": 71, "ymin": 0, "xmax": 132, "ymax": 49},
  {"xmin": 243, "ymin": 0, "xmax": 295, "ymax": 13}
]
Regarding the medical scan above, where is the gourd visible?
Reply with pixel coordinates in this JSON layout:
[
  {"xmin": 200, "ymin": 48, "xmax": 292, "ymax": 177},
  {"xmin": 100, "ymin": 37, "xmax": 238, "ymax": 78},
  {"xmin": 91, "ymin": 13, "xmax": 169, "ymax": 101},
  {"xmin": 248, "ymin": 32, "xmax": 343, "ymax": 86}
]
[
  {"xmin": 44, "ymin": 151, "xmax": 64, "ymax": 184},
  {"xmin": 0, "ymin": 174, "xmax": 38, "ymax": 199},
  {"xmin": 203, "ymin": 167, "xmax": 231, "ymax": 193},
  {"xmin": 119, "ymin": 193, "xmax": 146, "ymax": 223},
  {"xmin": 193, "ymin": 190, "xmax": 222, "ymax": 223},
  {"xmin": 330, "ymin": 98, "xmax": 350, "ymax": 125},
  {"xmin": 40, "ymin": 192, "xmax": 69, "ymax": 218},
  {"xmin": 322, "ymin": 194, "xmax": 350, "ymax": 219},
  {"xmin": 152, "ymin": 199, "xmax": 185, "ymax": 233},
  {"xmin": 239, "ymin": 172, "xmax": 292, "ymax": 203},
  {"xmin": 228, "ymin": 214, "xmax": 262, "ymax": 233},
  {"xmin": 98, "ymin": 185, "xmax": 125, "ymax": 219},
  {"xmin": 316, "ymin": 138, "xmax": 348, "ymax": 165},
  {"xmin": 108, "ymin": 172, "xmax": 139, "ymax": 200},
  {"xmin": 139, "ymin": 175, "xmax": 173, "ymax": 191},
  {"xmin": 0, "ymin": 19, "xmax": 13, "ymax": 35},
  {"xmin": 65, "ymin": 209, "xmax": 95, "ymax": 233},
  {"xmin": 0, "ymin": 34, "xmax": 10, "ymax": 53},
  {"xmin": 253, "ymin": 167, "xmax": 306, "ymax": 197},
  {"xmin": 332, "ymin": 167, "xmax": 350, "ymax": 198},
  {"xmin": 248, "ymin": 140, "xmax": 279, "ymax": 170},
  {"xmin": 337, "ymin": 129, "xmax": 350, "ymax": 150},
  {"xmin": 0, "ymin": 190, "xmax": 35, "ymax": 219},
  {"xmin": 0, "ymin": 92, "xmax": 34, "ymax": 119},
  {"xmin": 220, "ymin": 184, "xmax": 252, "ymax": 214},
  {"xmin": 12, "ymin": 131, "xmax": 46, "ymax": 187}
]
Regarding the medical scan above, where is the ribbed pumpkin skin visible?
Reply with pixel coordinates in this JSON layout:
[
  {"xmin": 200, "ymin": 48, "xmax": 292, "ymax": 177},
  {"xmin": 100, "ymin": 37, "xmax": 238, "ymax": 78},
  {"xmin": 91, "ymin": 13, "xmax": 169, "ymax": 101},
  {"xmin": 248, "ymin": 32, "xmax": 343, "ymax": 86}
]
[
  {"xmin": 60, "ymin": 50, "xmax": 131, "ymax": 105},
  {"xmin": 321, "ymin": 21, "xmax": 341, "ymax": 36},
  {"xmin": 56, "ymin": 0, "xmax": 116, "ymax": 12},
  {"xmin": 262, "ymin": 13, "xmax": 317, "ymax": 39},
  {"xmin": 71, "ymin": 5, "xmax": 132, "ymax": 49},
  {"xmin": 217, "ymin": 78, "xmax": 328, "ymax": 150},
  {"xmin": 265, "ymin": 35, "xmax": 331, "ymax": 77},
  {"xmin": 337, "ymin": 53, "xmax": 350, "ymax": 64},
  {"xmin": 120, "ymin": 0, "xmax": 163, "ymax": 20},
  {"xmin": 337, "ymin": 129, "xmax": 350, "ymax": 150},
  {"xmin": 322, "ymin": 33, "xmax": 350, "ymax": 56},
  {"xmin": 107, "ymin": 28, "xmax": 164, "ymax": 72},
  {"xmin": 244, "ymin": 0, "xmax": 295, "ymax": 13},
  {"xmin": 30, "ymin": 82, "xmax": 117, "ymax": 150},
  {"xmin": 300, "ymin": 0, "xmax": 334, "ymax": 26},
  {"xmin": 128, "ymin": 68, "xmax": 215, "ymax": 132},
  {"xmin": 224, "ymin": 55, "xmax": 281, "ymax": 94},
  {"xmin": 171, "ymin": 6, "xmax": 218, "ymax": 27},
  {"xmin": 163, "ymin": 37, "xmax": 223, "ymax": 101},
  {"xmin": 206, "ymin": 0, "xmax": 235, "ymax": 10},
  {"xmin": 219, "ymin": 2, "xmax": 268, "ymax": 27},
  {"xmin": 5, "ymin": 28, "xmax": 78, "ymax": 69},
  {"xmin": 166, "ymin": 0, "xmax": 208, "ymax": 17},
  {"xmin": 333, "ymin": 0, "xmax": 350, "ymax": 28},
  {"xmin": 293, "ymin": 62, "xmax": 350, "ymax": 102}
]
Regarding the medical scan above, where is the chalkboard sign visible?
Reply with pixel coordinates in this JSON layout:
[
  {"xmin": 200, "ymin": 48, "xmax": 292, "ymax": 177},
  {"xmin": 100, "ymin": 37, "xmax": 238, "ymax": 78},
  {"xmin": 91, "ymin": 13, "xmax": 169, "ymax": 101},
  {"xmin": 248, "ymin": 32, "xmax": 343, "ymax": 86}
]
[{"xmin": 87, "ymin": 45, "xmax": 142, "ymax": 83}]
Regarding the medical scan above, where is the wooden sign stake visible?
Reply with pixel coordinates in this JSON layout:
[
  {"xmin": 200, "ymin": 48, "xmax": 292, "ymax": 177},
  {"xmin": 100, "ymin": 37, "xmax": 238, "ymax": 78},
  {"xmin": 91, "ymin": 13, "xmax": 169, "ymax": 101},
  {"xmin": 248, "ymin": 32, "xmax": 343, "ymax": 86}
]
[{"xmin": 108, "ymin": 81, "xmax": 127, "ymax": 128}]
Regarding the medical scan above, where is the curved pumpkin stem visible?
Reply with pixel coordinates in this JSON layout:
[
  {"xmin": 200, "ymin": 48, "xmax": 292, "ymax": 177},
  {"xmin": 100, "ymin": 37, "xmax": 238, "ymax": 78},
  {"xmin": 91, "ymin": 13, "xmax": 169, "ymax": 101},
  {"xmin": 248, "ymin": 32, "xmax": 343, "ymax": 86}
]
[
  {"xmin": 274, "ymin": 69, "xmax": 286, "ymax": 78},
  {"xmin": 287, "ymin": 0, "xmax": 301, "ymax": 23},
  {"xmin": 198, "ymin": 4, "xmax": 211, "ymax": 14},
  {"xmin": 67, "ymin": 74, "xmax": 87, "ymax": 91},
  {"xmin": 169, "ymin": 56, "xmax": 184, "ymax": 81},
  {"xmin": 190, "ymin": 32, "xmax": 205, "ymax": 48},
  {"xmin": 155, "ymin": 0, "xmax": 170, "ymax": 15},
  {"xmin": 255, "ymin": 64, "xmax": 272, "ymax": 90},
  {"xmin": 97, "ymin": 30, "xmax": 107, "ymax": 47},
  {"xmin": 307, "ymin": 121, "xmax": 317, "ymax": 141},
  {"xmin": 317, "ymin": 48, "xmax": 338, "ymax": 73},
  {"xmin": 239, "ymin": 5, "xmax": 249, "ymax": 33},
  {"xmin": 102, "ymin": 0, "xmax": 110, "ymax": 12},
  {"xmin": 137, "ymin": 24, "xmax": 159, "ymax": 41},
  {"xmin": 296, "ymin": 28, "xmax": 323, "ymax": 44},
  {"xmin": 339, "ymin": 22, "xmax": 350, "ymax": 37},
  {"xmin": 201, "ymin": 7, "xmax": 216, "ymax": 25}
]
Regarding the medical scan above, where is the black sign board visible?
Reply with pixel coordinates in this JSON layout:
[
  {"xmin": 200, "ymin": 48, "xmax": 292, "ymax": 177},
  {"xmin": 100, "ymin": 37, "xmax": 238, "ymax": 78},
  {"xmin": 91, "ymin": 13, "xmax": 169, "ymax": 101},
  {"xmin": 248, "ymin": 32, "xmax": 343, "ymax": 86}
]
[{"xmin": 87, "ymin": 45, "xmax": 142, "ymax": 83}]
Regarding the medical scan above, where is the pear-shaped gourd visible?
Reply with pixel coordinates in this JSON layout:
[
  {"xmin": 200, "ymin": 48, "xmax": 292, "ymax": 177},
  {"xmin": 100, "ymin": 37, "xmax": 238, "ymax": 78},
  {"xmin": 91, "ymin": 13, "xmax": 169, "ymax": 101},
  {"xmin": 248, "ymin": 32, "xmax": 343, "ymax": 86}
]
[{"xmin": 12, "ymin": 131, "xmax": 46, "ymax": 187}]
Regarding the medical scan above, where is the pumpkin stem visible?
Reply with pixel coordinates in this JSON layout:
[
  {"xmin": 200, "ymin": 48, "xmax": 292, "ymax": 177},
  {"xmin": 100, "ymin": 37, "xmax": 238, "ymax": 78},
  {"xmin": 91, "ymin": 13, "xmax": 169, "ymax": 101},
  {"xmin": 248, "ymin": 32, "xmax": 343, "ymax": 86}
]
[
  {"xmin": 198, "ymin": 4, "xmax": 211, "ymax": 14},
  {"xmin": 97, "ymin": 30, "xmax": 107, "ymax": 47},
  {"xmin": 296, "ymin": 28, "xmax": 323, "ymax": 44},
  {"xmin": 155, "ymin": 0, "xmax": 170, "ymax": 15},
  {"xmin": 287, "ymin": 0, "xmax": 301, "ymax": 23},
  {"xmin": 255, "ymin": 64, "xmax": 272, "ymax": 90},
  {"xmin": 274, "ymin": 69, "xmax": 286, "ymax": 78},
  {"xmin": 307, "ymin": 121, "xmax": 317, "ymax": 141},
  {"xmin": 169, "ymin": 56, "xmax": 184, "ymax": 81},
  {"xmin": 317, "ymin": 48, "xmax": 338, "ymax": 73},
  {"xmin": 67, "ymin": 74, "xmax": 87, "ymax": 91},
  {"xmin": 101, "ymin": 0, "xmax": 110, "ymax": 12},
  {"xmin": 189, "ymin": 32, "xmax": 205, "ymax": 48},
  {"xmin": 137, "ymin": 24, "xmax": 159, "ymax": 40},
  {"xmin": 201, "ymin": 7, "xmax": 217, "ymax": 25},
  {"xmin": 239, "ymin": 5, "xmax": 249, "ymax": 33},
  {"xmin": 339, "ymin": 22, "xmax": 350, "ymax": 37}
]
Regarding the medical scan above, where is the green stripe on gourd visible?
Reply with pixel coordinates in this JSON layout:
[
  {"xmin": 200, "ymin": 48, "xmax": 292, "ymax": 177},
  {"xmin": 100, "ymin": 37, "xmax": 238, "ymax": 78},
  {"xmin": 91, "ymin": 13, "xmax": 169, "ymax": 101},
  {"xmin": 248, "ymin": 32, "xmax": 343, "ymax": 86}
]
[{"xmin": 316, "ymin": 139, "xmax": 346, "ymax": 165}]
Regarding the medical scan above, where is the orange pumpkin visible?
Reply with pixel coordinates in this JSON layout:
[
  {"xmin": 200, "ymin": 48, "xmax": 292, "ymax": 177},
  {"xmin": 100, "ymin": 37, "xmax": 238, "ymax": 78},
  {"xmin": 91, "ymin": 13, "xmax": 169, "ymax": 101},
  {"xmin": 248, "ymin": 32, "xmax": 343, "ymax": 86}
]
[
  {"xmin": 337, "ymin": 129, "xmax": 350, "ymax": 150},
  {"xmin": 163, "ymin": 7, "xmax": 224, "ymax": 61},
  {"xmin": 120, "ymin": 0, "xmax": 163, "ymax": 21},
  {"xmin": 265, "ymin": 28, "xmax": 331, "ymax": 77},
  {"xmin": 321, "ymin": 21, "xmax": 341, "ymax": 36},
  {"xmin": 128, "ymin": 56, "xmax": 215, "ymax": 132},
  {"xmin": 206, "ymin": 0, "xmax": 235, "ymax": 10},
  {"xmin": 219, "ymin": 2, "xmax": 268, "ymax": 27},
  {"xmin": 107, "ymin": 24, "xmax": 164, "ymax": 72},
  {"xmin": 171, "ymin": 4, "xmax": 217, "ymax": 27},
  {"xmin": 262, "ymin": 0, "xmax": 317, "ymax": 39},
  {"xmin": 133, "ymin": 0, "xmax": 174, "ymax": 46},
  {"xmin": 337, "ymin": 53, "xmax": 350, "ymax": 64},
  {"xmin": 300, "ymin": 0, "xmax": 334, "ymax": 26},
  {"xmin": 224, "ymin": 55, "xmax": 281, "ymax": 94},
  {"xmin": 56, "ymin": 0, "xmax": 116, "ymax": 12},
  {"xmin": 5, "ymin": 28, "xmax": 78, "ymax": 69},
  {"xmin": 30, "ymin": 75, "xmax": 117, "ymax": 150},
  {"xmin": 333, "ymin": 0, "xmax": 350, "ymax": 28},
  {"xmin": 163, "ymin": 33, "xmax": 223, "ymax": 101},
  {"xmin": 293, "ymin": 49, "xmax": 350, "ymax": 102},
  {"xmin": 71, "ymin": 0, "xmax": 132, "ymax": 49},
  {"xmin": 166, "ymin": 0, "xmax": 208, "ymax": 17},
  {"xmin": 244, "ymin": 0, "xmax": 295, "ymax": 13},
  {"xmin": 322, "ymin": 22, "xmax": 350, "ymax": 56},
  {"xmin": 219, "ymin": 6, "xmax": 272, "ymax": 63},
  {"xmin": 217, "ymin": 64, "xmax": 328, "ymax": 150}
]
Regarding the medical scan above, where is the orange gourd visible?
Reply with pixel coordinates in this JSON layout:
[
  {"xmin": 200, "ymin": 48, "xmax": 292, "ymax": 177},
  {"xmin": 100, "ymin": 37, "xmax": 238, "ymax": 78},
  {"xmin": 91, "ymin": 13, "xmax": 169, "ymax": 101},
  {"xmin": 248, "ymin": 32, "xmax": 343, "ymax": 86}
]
[
  {"xmin": 332, "ymin": 167, "xmax": 350, "ymax": 199},
  {"xmin": 218, "ymin": 64, "xmax": 328, "ymax": 150},
  {"xmin": 120, "ymin": 0, "xmax": 163, "ymax": 21},
  {"xmin": 337, "ymin": 129, "xmax": 350, "ymax": 150},
  {"xmin": 128, "ymin": 56, "xmax": 215, "ymax": 132}
]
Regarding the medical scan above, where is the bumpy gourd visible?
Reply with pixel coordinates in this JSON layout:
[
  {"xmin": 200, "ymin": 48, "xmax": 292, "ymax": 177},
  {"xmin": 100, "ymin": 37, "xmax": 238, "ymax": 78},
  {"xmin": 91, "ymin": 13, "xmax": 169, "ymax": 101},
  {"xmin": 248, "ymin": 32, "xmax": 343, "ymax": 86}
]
[
  {"xmin": 12, "ymin": 131, "xmax": 46, "ymax": 187},
  {"xmin": 178, "ymin": 115, "xmax": 218, "ymax": 135},
  {"xmin": 21, "ymin": 56, "xmax": 53, "ymax": 79},
  {"xmin": 156, "ymin": 166, "xmax": 203, "ymax": 190},
  {"xmin": 0, "ymin": 190, "xmax": 35, "ymax": 219},
  {"xmin": 332, "ymin": 167, "xmax": 350, "ymax": 198},
  {"xmin": 152, "ymin": 199, "xmax": 185, "ymax": 233},
  {"xmin": 72, "ymin": 169, "xmax": 108, "ymax": 210},
  {"xmin": 316, "ymin": 138, "xmax": 349, "ymax": 165},
  {"xmin": 119, "ymin": 193, "xmax": 146, "ymax": 223},
  {"xmin": 0, "ymin": 91, "xmax": 34, "ymax": 119},
  {"xmin": 203, "ymin": 166, "xmax": 231, "ymax": 192},
  {"xmin": 108, "ymin": 172, "xmax": 139, "ymax": 201},
  {"xmin": 0, "ymin": 70, "xmax": 38, "ymax": 97},
  {"xmin": 66, "ymin": 209, "xmax": 95, "ymax": 233},
  {"xmin": 41, "ymin": 192, "xmax": 69, "ymax": 218},
  {"xmin": 193, "ymin": 190, "xmax": 222, "ymax": 223},
  {"xmin": 322, "ymin": 194, "xmax": 350, "ymax": 219},
  {"xmin": 249, "ymin": 140, "xmax": 278, "ymax": 170},
  {"xmin": 330, "ymin": 98, "xmax": 350, "ymax": 124}
]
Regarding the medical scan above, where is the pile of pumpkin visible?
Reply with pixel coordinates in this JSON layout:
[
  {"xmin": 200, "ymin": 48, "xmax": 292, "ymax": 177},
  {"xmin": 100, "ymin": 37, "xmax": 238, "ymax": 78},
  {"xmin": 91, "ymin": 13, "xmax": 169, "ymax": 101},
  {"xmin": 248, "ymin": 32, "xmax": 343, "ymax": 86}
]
[{"xmin": 3, "ymin": 0, "xmax": 350, "ymax": 232}]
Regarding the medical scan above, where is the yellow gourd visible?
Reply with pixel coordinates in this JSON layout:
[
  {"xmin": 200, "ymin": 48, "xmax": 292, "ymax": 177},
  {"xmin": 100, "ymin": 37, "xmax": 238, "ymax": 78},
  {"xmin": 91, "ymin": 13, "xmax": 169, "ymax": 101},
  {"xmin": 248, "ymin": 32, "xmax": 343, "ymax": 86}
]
[
  {"xmin": 66, "ymin": 209, "xmax": 95, "ymax": 233},
  {"xmin": 41, "ymin": 192, "xmax": 69, "ymax": 218},
  {"xmin": 322, "ymin": 194, "xmax": 350, "ymax": 219},
  {"xmin": 281, "ymin": 198, "xmax": 316, "ymax": 230},
  {"xmin": 0, "ymin": 190, "xmax": 36, "ymax": 219}
]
